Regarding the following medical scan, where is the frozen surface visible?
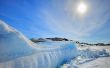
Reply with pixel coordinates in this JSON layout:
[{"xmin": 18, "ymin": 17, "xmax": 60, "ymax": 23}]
[
  {"xmin": 60, "ymin": 46, "xmax": 110, "ymax": 68},
  {"xmin": 1, "ymin": 20, "xmax": 110, "ymax": 68},
  {"xmin": 0, "ymin": 20, "xmax": 78, "ymax": 68},
  {"xmin": 78, "ymin": 57, "xmax": 110, "ymax": 68}
]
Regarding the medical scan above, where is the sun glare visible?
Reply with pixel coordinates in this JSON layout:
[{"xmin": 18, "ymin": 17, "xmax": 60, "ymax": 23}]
[{"xmin": 77, "ymin": 2, "xmax": 87, "ymax": 14}]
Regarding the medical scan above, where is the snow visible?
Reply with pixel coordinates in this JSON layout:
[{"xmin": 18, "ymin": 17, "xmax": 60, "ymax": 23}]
[
  {"xmin": 77, "ymin": 46, "xmax": 110, "ymax": 68},
  {"xmin": 60, "ymin": 46, "xmax": 110, "ymax": 68},
  {"xmin": 78, "ymin": 57, "xmax": 110, "ymax": 68},
  {"xmin": 0, "ymin": 20, "xmax": 78, "ymax": 68}
]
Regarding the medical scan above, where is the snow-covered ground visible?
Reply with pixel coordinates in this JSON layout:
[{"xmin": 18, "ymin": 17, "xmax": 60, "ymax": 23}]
[
  {"xmin": 78, "ymin": 57, "xmax": 110, "ymax": 68},
  {"xmin": 60, "ymin": 46, "xmax": 110, "ymax": 68}
]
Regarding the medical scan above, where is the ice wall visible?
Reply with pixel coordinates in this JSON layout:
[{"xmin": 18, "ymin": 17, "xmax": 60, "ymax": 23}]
[{"xmin": 0, "ymin": 20, "xmax": 77, "ymax": 68}]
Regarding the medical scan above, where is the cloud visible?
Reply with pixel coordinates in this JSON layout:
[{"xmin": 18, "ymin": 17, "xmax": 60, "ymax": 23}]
[{"xmin": 40, "ymin": 0, "xmax": 110, "ymax": 39}]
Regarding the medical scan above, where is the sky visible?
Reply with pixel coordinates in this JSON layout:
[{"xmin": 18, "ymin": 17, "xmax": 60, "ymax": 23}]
[{"xmin": 0, "ymin": 0, "xmax": 110, "ymax": 43}]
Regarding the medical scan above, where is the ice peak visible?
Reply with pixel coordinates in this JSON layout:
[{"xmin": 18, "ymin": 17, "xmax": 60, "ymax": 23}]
[
  {"xmin": 0, "ymin": 20, "xmax": 13, "ymax": 34},
  {"xmin": 0, "ymin": 20, "xmax": 35, "ymax": 62}
]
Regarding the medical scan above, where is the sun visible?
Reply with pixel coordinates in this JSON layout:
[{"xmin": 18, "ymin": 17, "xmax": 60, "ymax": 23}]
[{"xmin": 77, "ymin": 2, "xmax": 87, "ymax": 14}]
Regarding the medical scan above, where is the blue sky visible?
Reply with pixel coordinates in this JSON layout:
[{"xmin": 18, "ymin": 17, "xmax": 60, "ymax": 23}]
[{"xmin": 0, "ymin": 0, "xmax": 110, "ymax": 43}]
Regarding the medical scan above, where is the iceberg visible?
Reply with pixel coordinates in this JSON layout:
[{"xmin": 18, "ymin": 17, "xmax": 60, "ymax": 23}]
[{"xmin": 0, "ymin": 20, "xmax": 78, "ymax": 68}]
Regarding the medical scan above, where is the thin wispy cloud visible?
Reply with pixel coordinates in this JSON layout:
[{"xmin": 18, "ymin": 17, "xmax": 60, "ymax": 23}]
[{"xmin": 41, "ymin": 0, "xmax": 110, "ymax": 40}]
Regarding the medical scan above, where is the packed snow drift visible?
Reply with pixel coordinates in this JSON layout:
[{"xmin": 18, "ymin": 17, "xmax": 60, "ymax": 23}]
[{"xmin": 0, "ymin": 20, "xmax": 78, "ymax": 68}]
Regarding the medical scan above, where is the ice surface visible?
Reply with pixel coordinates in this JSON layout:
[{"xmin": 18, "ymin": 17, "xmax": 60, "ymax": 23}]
[
  {"xmin": 78, "ymin": 57, "xmax": 110, "ymax": 68},
  {"xmin": 0, "ymin": 20, "xmax": 78, "ymax": 68},
  {"xmin": 60, "ymin": 46, "xmax": 110, "ymax": 68}
]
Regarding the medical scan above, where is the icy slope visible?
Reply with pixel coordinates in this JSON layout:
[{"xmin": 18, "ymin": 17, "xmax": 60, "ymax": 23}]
[
  {"xmin": 0, "ymin": 20, "xmax": 78, "ymax": 68},
  {"xmin": 0, "ymin": 20, "xmax": 35, "ymax": 62}
]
